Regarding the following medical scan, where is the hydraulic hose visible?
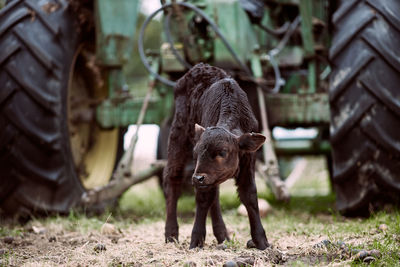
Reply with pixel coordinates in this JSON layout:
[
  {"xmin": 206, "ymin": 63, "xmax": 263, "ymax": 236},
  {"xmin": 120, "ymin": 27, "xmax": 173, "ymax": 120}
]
[
  {"xmin": 266, "ymin": 16, "xmax": 301, "ymax": 93},
  {"xmin": 138, "ymin": 2, "xmax": 252, "ymax": 87},
  {"xmin": 257, "ymin": 21, "xmax": 290, "ymax": 37},
  {"xmin": 139, "ymin": 2, "xmax": 299, "ymax": 92}
]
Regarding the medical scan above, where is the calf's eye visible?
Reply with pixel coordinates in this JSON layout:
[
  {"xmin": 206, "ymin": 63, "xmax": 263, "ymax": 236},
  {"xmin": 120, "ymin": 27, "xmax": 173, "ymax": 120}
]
[{"xmin": 218, "ymin": 150, "xmax": 227, "ymax": 158}]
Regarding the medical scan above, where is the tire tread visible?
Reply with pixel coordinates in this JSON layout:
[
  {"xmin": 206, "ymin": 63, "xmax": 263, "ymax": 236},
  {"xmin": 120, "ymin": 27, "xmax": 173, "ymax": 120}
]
[{"xmin": 329, "ymin": 0, "xmax": 400, "ymax": 214}]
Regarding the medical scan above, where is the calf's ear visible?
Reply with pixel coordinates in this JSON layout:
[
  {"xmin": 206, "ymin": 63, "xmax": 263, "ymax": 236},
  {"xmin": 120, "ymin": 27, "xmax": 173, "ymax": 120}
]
[
  {"xmin": 238, "ymin": 133, "xmax": 266, "ymax": 152},
  {"xmin": 194, "ymin": 123, "xmax": 205, "ymax": 142}
]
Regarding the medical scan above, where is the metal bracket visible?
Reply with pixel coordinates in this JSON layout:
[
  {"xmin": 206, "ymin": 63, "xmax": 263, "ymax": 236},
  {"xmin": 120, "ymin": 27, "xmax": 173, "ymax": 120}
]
[{"xmin": 251, "ymin": 55, "xmax": 290, "ymax": 202}]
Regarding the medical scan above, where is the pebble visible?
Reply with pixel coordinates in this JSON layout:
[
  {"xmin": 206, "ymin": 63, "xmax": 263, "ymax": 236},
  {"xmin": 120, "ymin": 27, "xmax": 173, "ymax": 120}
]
[
  {"xmin": 234, "ymin": 257, "xmax": 254, "ymax": 266},
  {"xmin": 101, "ymin": 223, "xmax": 118, "ymax": 235},
  {"xmin": 31, "ymin": 226, "xmax": 46, "ymax": 234},
  {"xmin": 238, "ymin": 199, "xmax": 271, "ymax": 217},
  {"xmin": 363, "ymin": 256, "xmax": 376, "ymax": 263},
  {"xmin": 48, "ymin": 236, "xmax": 57, "ymax": 242},
  {"xmin": 313, "ymin": 239, "xmax": 331, "ymax": 249},
  {"xmin": 94, "ymin": 243, "xmax": 107, "ymax": 253},
  {"xmin": 369, "ymin": 249, "xmax": 381, "ymax": 258},
  {"xmin": 216, "ymin": 243, "xmax": 227, "ymax": 250},
  {"xmin": 3, "ymin": 236, "xmax": 14, "ymax": 244},
  {"xmin": 354, "ymin": 250, "xmax": 368, "ymax": 260},
  {"xmin": 378, "ymin": 224, "xmax": 388, "ymax": 232},
  {"xmin": 354, "ymin": 249, "xmax": 381, "ymax": 261},
  {"xmin": 223, "ymin": 261, "xmax": 238, "ymax": 267}
]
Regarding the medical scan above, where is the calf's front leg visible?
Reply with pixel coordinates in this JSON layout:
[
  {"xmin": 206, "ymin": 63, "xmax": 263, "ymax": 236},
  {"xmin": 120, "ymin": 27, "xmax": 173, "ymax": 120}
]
[
  {"xmin": 190, "ymin": 187, "xmax": 218, "ymax": 249},
  {"xmin": 236, "ymin": 154, "xmax": 270, "ymax": 250}
]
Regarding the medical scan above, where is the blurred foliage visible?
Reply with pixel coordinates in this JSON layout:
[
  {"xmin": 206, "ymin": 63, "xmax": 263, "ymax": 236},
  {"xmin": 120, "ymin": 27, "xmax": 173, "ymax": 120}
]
[{"xmin": 123, "ymin": 13, "xmax": 162, "ymax": 83}]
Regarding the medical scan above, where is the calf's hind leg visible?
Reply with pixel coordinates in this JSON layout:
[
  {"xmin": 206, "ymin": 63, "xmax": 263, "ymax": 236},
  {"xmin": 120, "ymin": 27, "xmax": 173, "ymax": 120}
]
[{"xmin": 164, "ymin": 134, "xmax": 191, "ymax": 243}]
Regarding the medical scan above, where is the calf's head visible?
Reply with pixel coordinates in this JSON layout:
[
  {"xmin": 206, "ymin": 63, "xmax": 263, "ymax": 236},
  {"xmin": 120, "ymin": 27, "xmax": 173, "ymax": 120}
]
[{"xmin": 192, "ymin": 124, "xmax": 265, "ymax": 189}]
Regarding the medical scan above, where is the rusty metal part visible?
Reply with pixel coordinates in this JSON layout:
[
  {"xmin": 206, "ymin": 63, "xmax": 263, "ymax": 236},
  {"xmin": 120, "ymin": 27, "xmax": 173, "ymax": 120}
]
[{"xmin": 257, "ymin": 86, "xmax": 290, "ymax": 202}]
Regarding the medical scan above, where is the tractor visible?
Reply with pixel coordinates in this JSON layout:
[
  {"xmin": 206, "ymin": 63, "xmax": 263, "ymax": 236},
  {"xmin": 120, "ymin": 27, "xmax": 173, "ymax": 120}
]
[{"xmin": 0, "ymin": 0, "xmax": 399, "ymax": 217}]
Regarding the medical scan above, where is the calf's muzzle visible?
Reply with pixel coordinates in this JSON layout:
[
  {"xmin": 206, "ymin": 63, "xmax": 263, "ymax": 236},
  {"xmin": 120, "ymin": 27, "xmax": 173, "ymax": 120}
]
[{"xmin": 192, "ymin": 173, "xmax": 206, "ymax": 186}]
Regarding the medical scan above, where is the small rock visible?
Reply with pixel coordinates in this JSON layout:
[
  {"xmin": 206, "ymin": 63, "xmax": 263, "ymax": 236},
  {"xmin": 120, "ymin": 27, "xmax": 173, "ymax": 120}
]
[
  {"xmin": 349, "ymin": 248, "xmax": 362, "ymax": 255},
  {"xmin": 101, "ymin": 223, "xmax": 118, "ymax": 235},
  {"xmin": 32, "ymin": 225, "xmax": 46, "ymax": 234},
  {"xmin": 354, "ymin": 250, "xmax": 368, "ymax": 261},
  {"xmin": 0, "ymin": 249, "xmax": 7, "ymax": 256},
  {"xmin": 146, "ymin": 251, "xmax": 153, "ymax": 257},
  {"xmin": 369, "ymin": 249, "xmax": 381, "ymax": 258},
  {"xmin": 363, "ymin": 256, "xmax": 376, "ymax": 263},
  {"xmin": 94, "ymin": 243, "xmax": 107, "ymax": 253},
  {"xmin": 183, "ymin": 261, "xmax": 196, "ymax": 267},
  {"xmin": 216, "ymin": 243, "xmax": 227, "ymax": 250},
  {"xmin": 378, "ymin": 224, "xmax": 388, "ymax": 232},
  {"xmin": 238, "ymin": 199, "xmax": 271, "ymax": 217},
  {"xmin": 223, "ymin": 261, "xmax": 238, "ymax": 267},
  {"xmin": 246, "ymin": 239, "xmax": 256, "ymax": 249},
  {"xmin": 48, "ymin": 236, "xmax": 57, "ymax": 242},
  {"xmin": 3, "ymin": 236, "xmax": 14, "ymax": 244},
  {"xmin": 234, "ymin": 257, "xmax": 254, "ymax": 267},
  {"xmin": 313, "ymin": 239, "xmax": 331, "ymax": 249}
]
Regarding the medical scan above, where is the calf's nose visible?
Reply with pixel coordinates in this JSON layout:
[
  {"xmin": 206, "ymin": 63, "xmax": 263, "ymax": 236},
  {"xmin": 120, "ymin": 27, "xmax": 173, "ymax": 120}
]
[{"xmin": 192, "ymin": 174, "xmax": 205, "ymax": 184}]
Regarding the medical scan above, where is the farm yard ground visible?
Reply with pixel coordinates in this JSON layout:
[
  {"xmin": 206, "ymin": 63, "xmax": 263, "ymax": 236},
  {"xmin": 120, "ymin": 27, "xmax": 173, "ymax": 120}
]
[
  {"xmin": 1, "ymin": 127, "xmax": 400, "ymax": 266},
  {"xmin": 1, "ymin": 158, "xmax": 399, "ymax": 266}
]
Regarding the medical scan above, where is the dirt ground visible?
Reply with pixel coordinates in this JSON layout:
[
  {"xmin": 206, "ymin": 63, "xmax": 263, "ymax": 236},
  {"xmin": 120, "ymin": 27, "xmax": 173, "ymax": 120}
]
[
  {"xmin": 1, "ymin": 160, "xmax": 388, "ymax": 267},
  {"xmin": 1, "ymin": 214, "xmax": 360, "ymax": 267}
]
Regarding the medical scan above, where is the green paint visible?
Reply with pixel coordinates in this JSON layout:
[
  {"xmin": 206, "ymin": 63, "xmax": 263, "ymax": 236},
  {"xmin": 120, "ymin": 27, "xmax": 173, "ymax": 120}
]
[
  {"xmin": 299, "ymin": 0, "xmax": 317, "ymax": 93},
  {"xmin": 266, "ymin": 93, "xmax": 330, "ymax": 126},
  {"xmin": 205, "ymin": 0, "xmax": 258, "ymax": 66},
  {"xmin": 95, "ymin": 0, "xmax": 140, "ymax": 66},
  {"xmin": 96, "ymin": 88, "xmax": 174, "ymax": 128},
  {"xmin": 308, "ymin": 61, "xmax": 317, "ymax": 94}
]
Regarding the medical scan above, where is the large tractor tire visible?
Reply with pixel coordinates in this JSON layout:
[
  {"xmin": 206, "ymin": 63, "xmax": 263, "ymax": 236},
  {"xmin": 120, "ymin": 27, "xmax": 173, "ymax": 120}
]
[
  {"xmin": 0, "ymin": 0, "xmax": 123, "ymax": 217},
  {"xmin": 329, "ymin": 0, "xmax": 400, "ymax": 215}
]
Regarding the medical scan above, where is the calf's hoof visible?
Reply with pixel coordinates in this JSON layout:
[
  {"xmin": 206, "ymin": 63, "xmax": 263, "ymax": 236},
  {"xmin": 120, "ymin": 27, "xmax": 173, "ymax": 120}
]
[
  {"xmin": 189, "ymin": 233, "xmax": 205, "ymax": 249},
  {"xmin": 165, "ymin": 235, "xmax": 179, "ymax": 243},
  {"xmin": 165, "ymin": 225, "xmax": 179, "ymax": 243},
  {"xmin": 165, "ymin": 229, "xmax": 179, "ymax": 243},
  {"xmin": 214, "ymin": 230, "xmax": 230, "ymax": 244},
  {"xmin": 246, "ymin": 238, "xmax": 270, "ymax": 250}
]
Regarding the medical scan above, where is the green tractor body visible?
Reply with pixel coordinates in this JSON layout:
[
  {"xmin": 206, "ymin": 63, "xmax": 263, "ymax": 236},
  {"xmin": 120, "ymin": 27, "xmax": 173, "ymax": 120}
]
[{"xmin": 0, "ymin": 0, "xmax": 399, "ymax": 216}]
